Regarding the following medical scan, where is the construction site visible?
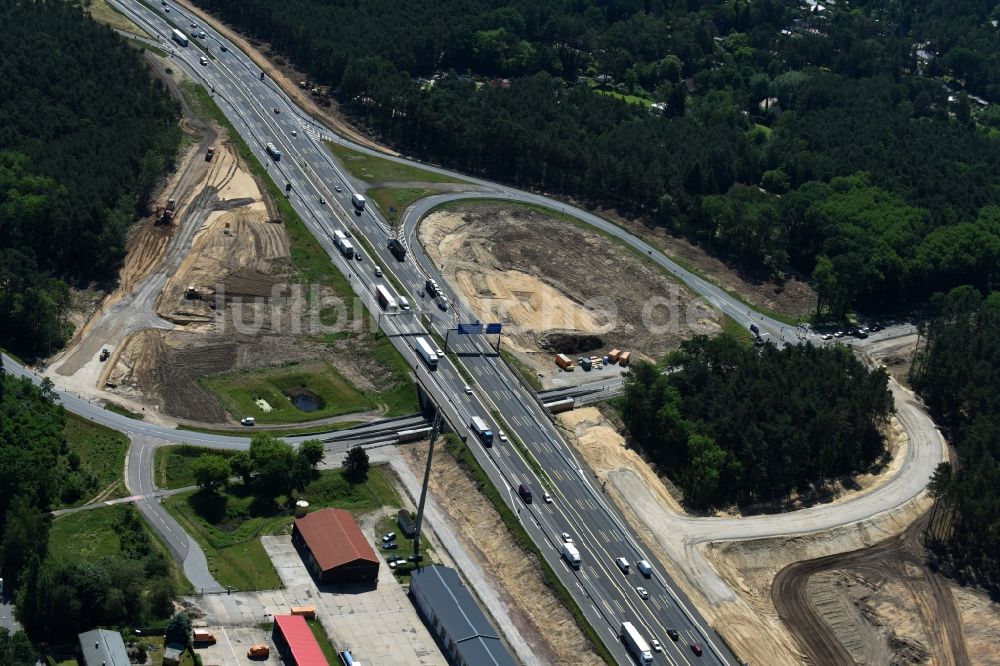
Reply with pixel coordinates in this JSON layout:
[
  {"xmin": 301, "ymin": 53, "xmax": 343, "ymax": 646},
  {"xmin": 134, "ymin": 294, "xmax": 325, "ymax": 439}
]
[{"xmin": 418, "ymin": 203, "xmax": 723, "ymax": 387}]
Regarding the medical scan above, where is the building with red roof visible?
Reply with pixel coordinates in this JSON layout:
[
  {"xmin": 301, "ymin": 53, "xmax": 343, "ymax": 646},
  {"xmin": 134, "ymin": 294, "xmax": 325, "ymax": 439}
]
[
  {"xmin": 272, "ymin": 615, "xmax": 329, "ymax": 666},
  {"xmin": 292, "ymin": 508, "xmax": 379, "ymax": 584}
]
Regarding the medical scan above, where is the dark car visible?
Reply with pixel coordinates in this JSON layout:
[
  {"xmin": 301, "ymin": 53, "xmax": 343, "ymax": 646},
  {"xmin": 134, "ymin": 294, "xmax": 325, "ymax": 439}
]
[
  {"xmin": 691, "ymin": 643, "xmax": 703, "ymax": 656},
  {"xmin": 382, "ymin": 542, "xmax": 398, "ymax": 550},
  {"xmin": 408, "ymin": 553, "xmax": 424, "ymax": 562},
  {"xmin": 666, "ymin": 628, "xmax": 680, "ymax": 641}
]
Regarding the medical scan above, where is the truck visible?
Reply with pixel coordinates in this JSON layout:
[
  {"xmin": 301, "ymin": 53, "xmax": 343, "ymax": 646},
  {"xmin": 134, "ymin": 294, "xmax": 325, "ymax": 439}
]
[
  {"xmin": 620, "ymin": 622, "xmax": 653, "ymax": 665},
  {"xmin": 387, "ymin": 238, "xmax": 407, "ymax": 261},
  {"xmin": 561, "ymin": 542, "xmax": 581, "ymax": 569},
  {"xmin": 470, "ymin": 416, "xmax": 493, "ymax": 446},
  {"xmin": 425, "ymin": 279, "xmax": 438, "ymax": 296},
  {"xmin": 375, "ymin": 284, "xmax": 397, "ymax": 311},
  {"xmin": 205, "ymin": 146, "xmax": 216, "ymax": 162},
  {"xmin": 414, "ymin": 336, "xmax": 438, "ymax": 370},
  {"xmin": 351, "ymin": 193, "xmax": 366, "ymax": 212},
  {"xmin": 171, "ymin": 28, "xmax": 189, "ymax": 46},
  {"xmin": 332, "ymin": 230, "xmax": 355, "ymax": 259},
  {"xmin": 265, "ymin": 142, "xmax": 281, "ymax": 161}
]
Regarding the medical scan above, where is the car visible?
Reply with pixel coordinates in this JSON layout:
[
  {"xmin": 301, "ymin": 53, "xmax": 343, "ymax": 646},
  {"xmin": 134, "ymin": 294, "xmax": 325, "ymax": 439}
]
[
  {"xmin": 560, "ymin": 532, "xmax": 573, "ymax": 543},
  {"xmin": 382, "ymin": 532, "xmax": 396, "ymax": 542},
  {"xmin": 335, "ymin": 185, "xmax": 343, "ymax": 192},
  {"xmin": 650, "ymin": 639, "xmax": 662, "ymax": 653},
  {"xmin": 190, "ymin": 22, "xmax": 197, "ymax": 28},
  {"xmin": 434, "ymin": 347, "xmax": 444, "ymax": 357},
  {"xmin": 355, "ymin": 253, "xmax": 363, "ymax": 262},
  {"xmin": 855, "ymin": 330, "xmax": 869, "ymax": 339},
  {"xmin": 635, "ymin": 586, "xmax": 649, "ymax": 599},
  {"xmin": 543, "ymin": 491, "xmax": 552, "ymax": 503},
  {"xmin": 615, "ymin": 557, "xmax": 630, "ymax": 574},
  {"xmin": 164, "ymin": 6, "xmax": 169, "ymax": 11},
  {"xmin": 464, "ymin": 385, "xmax": 473, "ymax": 395},
  {"xmin": 220, "ymin": 44, "xmax": 228, "ymax": 52},
  {"xmin": 498, "ymin": 430, "xmax": 508, "ymax": 442},
  {"xmin": 382, "ymin": 541, "xmax": 398, "ymax": 550},
  {"xmin": 273, "ymin": 107, "xmax": 280, "ymax": 113},
  {"xmin": 666, "ymin": 628, "xmax": 680, "ymax": 641},
  {"xmin": 291, "ymin": 130, "xmax": 297, "ymax": 136},
  {"xmin": 199, "ymin": 56, "xmax": 208, "ymax": 66},
  {"xmin": 240, "ymin": 417, "xmax": 255, "ymax": 426},
  {"xmin": 319, "ymin": 197, "xmax": 325, "ymax": 204},
  {"xmin": 691, "ymin": 643, "xmax": 703, "ymax": 656},
  {"xmin": 407, "ymin": 553, "xmax": 424, "ymax": 562},
  {"xmin": 374, "ymin": 266, "xmax": 383, "ymax": 277},
  {"xmin": 822, "ymin": 333, "xmax": 833, "ymax": 340}
]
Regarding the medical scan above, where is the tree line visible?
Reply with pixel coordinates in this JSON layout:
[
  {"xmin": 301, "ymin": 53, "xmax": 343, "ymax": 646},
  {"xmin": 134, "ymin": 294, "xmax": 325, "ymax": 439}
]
[
  {"xmin": 0, "ymin": 0, "xmax": 180, "ymax": 357},
  {"xmin": 193, "ymin": 0, "xmax": 1000, "ymax": 316},
  {"xmin": 911, "ymin": 286, "xmax": 1000, "ymax": 590},
  {"xmin": 619, "ymin": 335, "xmax": 894, "ymax": 508}
]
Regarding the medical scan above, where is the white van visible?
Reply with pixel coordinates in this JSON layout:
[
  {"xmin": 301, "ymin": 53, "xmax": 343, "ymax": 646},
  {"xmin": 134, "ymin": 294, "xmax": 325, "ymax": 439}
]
[
  {"xmin": 240, "ymin": 417, "xmax": 255, "ymax": 426},
  {"xmin": 397, "ymin": 296, "xmax": 410, "ymax": 311},
  {"xmin": 615, "ymin": 557, "xmax": 630, "ymax": 574}
]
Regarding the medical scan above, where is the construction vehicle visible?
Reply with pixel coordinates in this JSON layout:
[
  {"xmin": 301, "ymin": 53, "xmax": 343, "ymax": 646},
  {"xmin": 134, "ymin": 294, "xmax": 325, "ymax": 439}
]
[
  {"xmin": 158, "ymin": 198, "xmax": 176, "ymax": 224},
  {"xmin": 99, "ymin": 349, "xmax": 110, "ymax": 362},
  {"xmin": 205, "ymin": 146, "xmax": 215, "ymax": 161}
]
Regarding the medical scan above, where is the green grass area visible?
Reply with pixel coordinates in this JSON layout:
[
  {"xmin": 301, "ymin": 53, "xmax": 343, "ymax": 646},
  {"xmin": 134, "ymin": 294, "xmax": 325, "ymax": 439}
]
[
  {"xmin": 721, "ymin": 315, "xmax": 755, "ymax": 343},
  {"xmin": 175, "ymin": 420, "xmax": 362, "ymax": 438},
  {"xmin": 154, "ymin": 445, "xmax": 239, "ymax": 490},
  {"xmin": 367, "ymin": 187, "xmax": 439, "ymax": 227},
  {"xmin": 48, "ymin": 504, "xmax": 191, "ymax": 594},
  {"xmin": 490, "ymin": 409, "xmax": 551, "ymax": 489},
  {"xmin": 104, "ymin": 401, "xmax": 145, "ymax": 420},
  {"xmin": 61, "ymin": 412, "xmax": 129, "ymax": 506},
  {"xmin": 87, "ymin": 0, "xmax": 149, "ymax": 37},
  {"xmin": 163, "ymin": 464, "xmax": 399, "ymax": 591},
  {"xmin": 373, "ymin": 514, "xmax": 435, "ymax": 579},
  {"xmin": 499, "ymin": 348, "xmax": 543, "ymax": 391},
  {"xmin": 307, "ymin": 619, "xmax": 340, "ymax": 663},
  {"xmin": 179, "ymin": 82, "xmax": 419, "ymax": 422},
  {"xmin": 200, "ymin": 361, "xmax": 378, "ymax": 424},
  {"xmin": 593, "ymin": 87, "xmax": 653, "ymax": 107},
  {"xmin": 326, "ymin": 141, "xmax": 465, "ymax": 184},
  {"xmin": 442, "ymin": 434, "xmax": 614, "ymax": 665}
]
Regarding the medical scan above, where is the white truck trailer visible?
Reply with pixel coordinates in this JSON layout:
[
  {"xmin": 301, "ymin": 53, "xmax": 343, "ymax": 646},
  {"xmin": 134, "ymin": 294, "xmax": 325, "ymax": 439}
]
[
  {"xmin": 414, "ymin": 336, "xmax": 438, "ymax": 370},
  {"xmin": 561, "ymin": 542, "xmax": 581, "ymax": 569},
  {"xmin": 620, "ymin": 622, "xmax": 653, "ymax": 664}
]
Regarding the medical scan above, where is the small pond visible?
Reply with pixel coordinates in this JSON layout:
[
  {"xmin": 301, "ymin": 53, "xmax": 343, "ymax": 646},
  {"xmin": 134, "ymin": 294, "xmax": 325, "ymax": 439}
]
[{"xmin": 284, "ymin": 387, "xmax": 325, "ymax": 413}]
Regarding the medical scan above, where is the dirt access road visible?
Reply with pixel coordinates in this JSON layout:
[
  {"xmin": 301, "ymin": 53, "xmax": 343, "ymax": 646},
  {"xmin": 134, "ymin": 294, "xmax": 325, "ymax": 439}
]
[
  {"xmin": 419, "ymin": 204, "xmax": 722, "ymax": 386},
  {"xmin": 773, "ymin": 513, "xmax": 975, "ymax": 666}
]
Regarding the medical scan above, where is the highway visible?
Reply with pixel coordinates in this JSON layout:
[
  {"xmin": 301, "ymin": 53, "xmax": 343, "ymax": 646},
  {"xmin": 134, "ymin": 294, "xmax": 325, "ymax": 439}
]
[{"xmin": 6, "ymin": 2, "xmax": 944, "ymax": 664}]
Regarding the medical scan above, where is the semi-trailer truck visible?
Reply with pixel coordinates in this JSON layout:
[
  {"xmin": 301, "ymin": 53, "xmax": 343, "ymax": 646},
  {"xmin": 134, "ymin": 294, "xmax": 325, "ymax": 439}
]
[
  {"xmin": 171, "ymin": 28, "xmax": 189, "ymax": 46},
  {"xmin": 387, "ymin": 238, "xmax": 407, "ymax": 261},
  {"xmin": 266, "ymin": 142, "xmax": 281, "ymax": 161},
  {"xmin": 414, "ymin": 336, "xmax": 438, "ymax": 370},
  {"xmin": 561, "ymin": 542, "xmax": 581, "ymax": 569},
  {"xmin": 620, "ymin": 622, "xmax": 653, "ymax": 665},
  {"xmin": 333, "ymin": 230, "xmax": 354, "ymax": 259},
  {"xmin": 375, "ymin": 284, "xmax": 397, "ymax": 311},
  {"xmin": 470, "ymin": 416, "xmax": 493, "ymax": 446},
  {"xmin": 351, "ymin": 193, "xmax": 366, "ymax": 212}
]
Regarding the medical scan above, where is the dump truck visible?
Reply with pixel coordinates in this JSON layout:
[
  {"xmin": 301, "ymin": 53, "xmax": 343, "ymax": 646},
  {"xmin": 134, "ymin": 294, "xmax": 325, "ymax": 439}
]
[
  {"xmin": 205, "ymin": 146, "xmax": 216, "ymax": 161},
  {"xmin": 554, "ymin": 353, "xmax": 573, "ymax": 369},
  {"xmin": 561, "ymin": 542, "xmax": 581, "ymax": 569},
  {"xmin": 351, "ymin": 193, "xmax": 366, "ymax": 212},
  {"xmin": 375, "ymin": 284, "xmax": 397, "ymax": 311},
  {"xmin": 387, "ymin": 238, "xmax": 407, "ymax": 261},
  {"xmin": 620, "ymin": 622, "xmax": 653, "ymax": 664}
]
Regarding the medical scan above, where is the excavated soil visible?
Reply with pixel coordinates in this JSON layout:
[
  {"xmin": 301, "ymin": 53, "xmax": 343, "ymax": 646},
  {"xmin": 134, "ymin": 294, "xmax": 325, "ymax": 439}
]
[
  {"xmin": 419, "ymin": 205, "xmax": 721, "ymax": 379},
  {"xmin": 400, "ymin": 443, "xmax": 602, "ymax": 666}
]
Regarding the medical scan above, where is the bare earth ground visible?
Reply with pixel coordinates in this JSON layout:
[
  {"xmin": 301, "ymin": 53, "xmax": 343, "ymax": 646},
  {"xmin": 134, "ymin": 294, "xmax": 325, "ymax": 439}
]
[
  {"xmin": 608, "ymin": 211, "xmax": 817, "ymax": 319},
  {"xmin": 557, "ymin": 405, "xmax": 950, "ymax": 666},
  {"xmin": 419, "ymin": 205, "xmax": 722, "ymax": 385},
  {"xmin": 400, "ymin": 442, "xmax": 602, "ymax": 666},
  {"xmin": 175, "ymin": 0, "xmax": 389, "ymax": 155},
  {"xmin": 861, "ymin": 332, "xmax": 921, "ymax": 388},
  {"xmin": 47, "ymin": 63, "xmax": 395, "ymax": 425}
]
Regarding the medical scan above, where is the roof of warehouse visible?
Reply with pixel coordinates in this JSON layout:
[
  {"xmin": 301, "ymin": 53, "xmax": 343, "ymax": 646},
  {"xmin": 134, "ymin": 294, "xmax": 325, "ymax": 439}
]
[
  {"xmin": 78, "ymin": 629, "xmax": 130, "ymax": 666},
  {"xmin": 294, "ymin": 507, "xmax": 378, "ymax": 571},
  {"xmin": 274, "ymin": 615, "xmax": 329, "ymax": 666},
  {"xmin": 410, "ymin": 565, "xmax": 516, "ymax": 666}
]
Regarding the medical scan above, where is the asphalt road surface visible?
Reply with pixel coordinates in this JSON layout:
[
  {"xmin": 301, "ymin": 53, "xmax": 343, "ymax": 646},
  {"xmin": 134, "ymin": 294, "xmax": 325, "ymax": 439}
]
[{"xmin": 8, "ymin": 2, "xmax": 945, "ymax": 663}]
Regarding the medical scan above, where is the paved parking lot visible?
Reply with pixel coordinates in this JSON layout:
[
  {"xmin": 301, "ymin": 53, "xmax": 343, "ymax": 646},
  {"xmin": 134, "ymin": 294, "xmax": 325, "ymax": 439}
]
[
  {"xmin": 192, "ymin": 626, "xmax": 277, "ymax": 666},
  {"xmin": 260, "ymin": 536, "xmax": 446, "ymax": 666}
]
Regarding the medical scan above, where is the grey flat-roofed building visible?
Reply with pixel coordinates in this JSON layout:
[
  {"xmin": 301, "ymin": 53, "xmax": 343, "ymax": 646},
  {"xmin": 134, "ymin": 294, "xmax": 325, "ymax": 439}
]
[
  {"xmin": 409, "ymin": 565, "xmax": 515, "ymax": 666},
  {"xmin": 78, "ymin": 629, "xmax": 129, "ymax": 666}
]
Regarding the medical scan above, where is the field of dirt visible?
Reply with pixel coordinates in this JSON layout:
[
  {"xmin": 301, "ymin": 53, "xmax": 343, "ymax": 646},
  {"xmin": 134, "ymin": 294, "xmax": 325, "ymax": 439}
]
[
  {"xmin": 862, "ymin": 331, "xmax": 920, "ymax": 388},
  {"xmin": 419, "ymin": 205, "xmax": 722, "ymax": 382},
  {"xmin": 400, "ymin": 442, "xmax": 602, "ymax": 666},
  {"xmin": 770, "ymin": 511, "xmax": 999, "ymax": 666}
]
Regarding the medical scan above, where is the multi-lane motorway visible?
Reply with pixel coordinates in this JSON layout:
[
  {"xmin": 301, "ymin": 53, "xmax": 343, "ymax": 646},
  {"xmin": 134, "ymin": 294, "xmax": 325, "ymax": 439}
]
[{"xmin": 7, "ymin": 2, "xmax": 945, "ymax": 664}]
